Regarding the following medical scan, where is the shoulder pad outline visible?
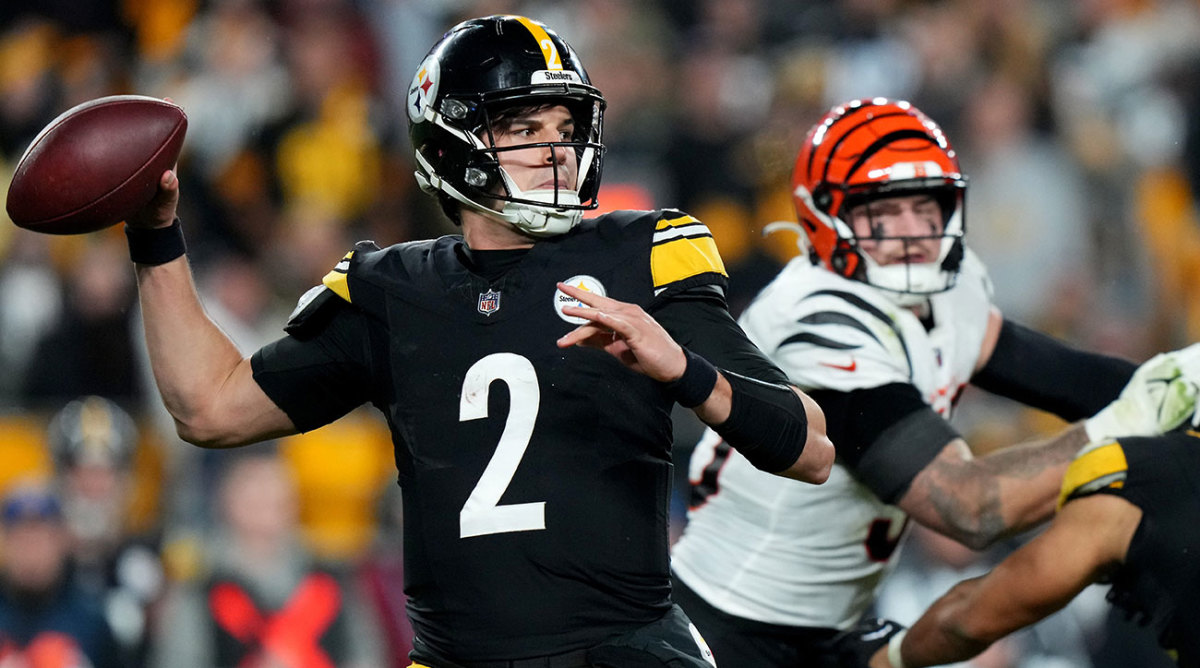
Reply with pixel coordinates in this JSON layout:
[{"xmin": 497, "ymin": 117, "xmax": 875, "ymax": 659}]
[{"xmin": 284, "ymin": 285, "xmax": 343, "ymax": 338}]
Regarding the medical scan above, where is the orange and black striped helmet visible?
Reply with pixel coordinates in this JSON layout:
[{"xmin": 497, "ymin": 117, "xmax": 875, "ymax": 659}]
[{"xmin": 792, "ymin": 98, "xmax": 967, "ymax": 304}]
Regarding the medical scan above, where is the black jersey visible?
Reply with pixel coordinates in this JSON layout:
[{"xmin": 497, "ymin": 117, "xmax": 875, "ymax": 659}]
[
  {"xmin": 1059, "ymin": 431, "xmax": 1200, "ymax": 666},
  {"xmin": 251, "ymin": 209, "xmax": 778, "ymax": 661}
]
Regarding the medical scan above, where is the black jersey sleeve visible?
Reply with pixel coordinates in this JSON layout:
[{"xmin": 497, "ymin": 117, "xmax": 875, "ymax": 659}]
[
  {"xmin": 809, "ymin": 383, "xmax": 960, "ymax": 503},
  {"xmin": 972, "ymin": 319, "xmax": 1136, "ymax": 421},
  {"xmin": 650, "ymin": 286, "xmax": 789, "ymax": 385},
  {"xmin": 250, "ymin": 298, "xmax": 385, "ymax": 433}
]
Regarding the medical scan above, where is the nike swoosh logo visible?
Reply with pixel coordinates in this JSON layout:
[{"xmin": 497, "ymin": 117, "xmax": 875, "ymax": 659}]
[{"xmin": 819, "ymin": 358, "xmax": 857, "ymax": 372}]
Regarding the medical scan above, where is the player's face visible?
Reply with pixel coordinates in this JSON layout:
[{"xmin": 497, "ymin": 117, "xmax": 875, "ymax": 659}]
[
  {"xmin": 486, "ymin": 104, "xmax": 579, "ymax": 197},
  {"xmin": 847, "ymin": 193, "xmax": 944, "ymax": 266},
  {"xmin": 1, "ymin": 520, "xmax": 69, "ymax": 591}
]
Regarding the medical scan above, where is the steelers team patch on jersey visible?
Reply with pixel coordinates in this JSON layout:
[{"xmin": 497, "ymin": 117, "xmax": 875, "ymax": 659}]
[
  {"xmin": 554, "ymin": 275, "xmax": 606, "ymax": 324},
  {"xmin": 650, "ymin": 215, "xmax": 726, "ymax": 294},
  {"xmin": 1058, "ymin": 441, "xmax": 1128, "ymax": 509}
]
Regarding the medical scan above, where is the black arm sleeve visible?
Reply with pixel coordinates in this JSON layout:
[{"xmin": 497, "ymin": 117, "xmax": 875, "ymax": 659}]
[
  {"xmin": 809, "ymin": 383, "xmax": 960, "ymax": 503},
  {"xmin": 654, "ymin": 287, "xmax": 806, "ymax": 473},
  {"xmin": 250, "ymin": 300, "xmax": 385, "ymax": 433},
  {"xmin": 651, "ymin": 286, "xmax": 789, "ymax": 384},
  {"xmin": 971, "ymin": 319, "xmax": 1136, "ymax": 422}
]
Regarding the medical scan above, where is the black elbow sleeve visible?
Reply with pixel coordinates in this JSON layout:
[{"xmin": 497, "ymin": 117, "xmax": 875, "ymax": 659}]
[
  {"xmin": 972, "ymin": 320, "xmax": 1136, "ymax": 421},
  {"xmin": 712, "ymin": 371, "xmax": 808, "ymax": 473}
]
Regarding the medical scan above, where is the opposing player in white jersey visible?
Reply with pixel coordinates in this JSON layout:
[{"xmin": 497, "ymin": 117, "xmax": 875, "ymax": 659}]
[{"xmin": 669, "ymin": 98, "xmax": 1200, "ymax": 666}]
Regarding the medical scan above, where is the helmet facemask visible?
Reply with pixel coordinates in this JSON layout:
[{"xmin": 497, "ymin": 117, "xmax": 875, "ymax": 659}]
[
  {"xmin": 838, "ymin": 179, "xmax": 966, "ymax": 307},
  {"xmin": 467, "ymin": 97, "xmax": 603, "ymax": 235}
]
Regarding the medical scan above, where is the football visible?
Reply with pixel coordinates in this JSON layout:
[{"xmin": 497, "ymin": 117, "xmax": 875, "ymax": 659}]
[{"xmin": 5, "ymin": 95, "xmax": 187, "ymax": 235}]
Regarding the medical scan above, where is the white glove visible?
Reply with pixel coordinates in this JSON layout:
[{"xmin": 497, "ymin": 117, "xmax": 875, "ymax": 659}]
[{"xmin": 1084, "ymin": 344, "xmax": 1200, "ymax": 443}]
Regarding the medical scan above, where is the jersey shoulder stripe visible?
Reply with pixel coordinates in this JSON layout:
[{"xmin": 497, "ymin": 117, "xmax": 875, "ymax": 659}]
[
  {"xmin": 321, "ymin": 239, "xmax": 430, "ymax": 306},
  {"xmin": 808, "ymin": 289, "xmax": 894, "ymax": 328},
  {"xmin": 789, "ymin": 289, "xmax": 913, "ymax": 378},
  {"xmin": 783, "ymin": 311, "xmax": 883, "ymax": 349},
  {"xmin": 1058, "ymin": 441, "xmax": 1128, "ymax": 509},
  {"xmin": 779, "ymin": 331, "xmax": 860, "ymax": 351},
  {"xmin": 738, "ymin": 265, "xmax": 916, "ymax": 390},
  {"xmin": 322, "ymin": 251, "xmax": 354, "ymax": 302},
  {"xmin": 650, "ymin": 213, "xmax": 727, "ymax": 292}
]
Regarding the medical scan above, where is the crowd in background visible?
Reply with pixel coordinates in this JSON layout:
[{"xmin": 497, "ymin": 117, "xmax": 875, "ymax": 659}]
[{"xmin": 1, "ymin": 0, "xmax": 1200, "ymax": 666}]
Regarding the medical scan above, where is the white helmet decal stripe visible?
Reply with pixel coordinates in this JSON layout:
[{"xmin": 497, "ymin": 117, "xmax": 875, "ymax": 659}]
[{"xmin": 866, "ymin": 161, "xmax": 946, "ymax": 181}]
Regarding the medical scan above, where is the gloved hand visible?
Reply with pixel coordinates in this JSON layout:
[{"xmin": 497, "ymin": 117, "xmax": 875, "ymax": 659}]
[
  {"xmin": 829, "ymin": 617, "xmax": 906, "ymax": 668},
  {"xmin": 1084, "ymin": 343, "xmax": 1200, "ymax": 444}
]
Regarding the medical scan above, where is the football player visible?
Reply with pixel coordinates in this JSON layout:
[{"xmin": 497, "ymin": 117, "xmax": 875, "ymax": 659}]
[
  {"xmin": 850, "ymin": 429, "xmax": 1200, "ymax": 668},
  {"xmin": 669, "ymin": 98, "xmax": 1199, "ymax": 666},
  {"xmin": 48, "ymin": 396, "xmax": 165, "ymax": 668},
  {"xmin": 121, "ymin": 15, "xmax": 833, "ymax": 668}
]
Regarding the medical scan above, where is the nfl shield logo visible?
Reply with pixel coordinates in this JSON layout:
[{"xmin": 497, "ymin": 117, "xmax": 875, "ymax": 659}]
[{"xmin": 478, "ymin": 289, "xmax": 501, "ymax": 316}]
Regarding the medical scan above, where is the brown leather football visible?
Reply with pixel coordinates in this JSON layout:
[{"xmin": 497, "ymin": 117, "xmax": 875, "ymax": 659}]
[{"xmin": 6, "ymin": 95, "xmax": 187, "ymax": 235}]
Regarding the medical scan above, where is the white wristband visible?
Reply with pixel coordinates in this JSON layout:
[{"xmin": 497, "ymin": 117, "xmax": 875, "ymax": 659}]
[{"xmin": 887, "ymin": 628, "xmax": 909, "ymax": 668}]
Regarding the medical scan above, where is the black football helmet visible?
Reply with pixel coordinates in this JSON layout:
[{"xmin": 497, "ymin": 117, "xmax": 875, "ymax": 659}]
[
  {"xmin": 47, "ymin": 395, "xmax": 138, "ymax": 470},
  {"xmin": 407, "ymin": 15, "xmax": 606, "ymax": 236}
]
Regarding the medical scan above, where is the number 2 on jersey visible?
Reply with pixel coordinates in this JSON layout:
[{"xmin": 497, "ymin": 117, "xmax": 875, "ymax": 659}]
[{"xmin": 459, "ymin": 353, "xmax": 545, "ymax": 538}]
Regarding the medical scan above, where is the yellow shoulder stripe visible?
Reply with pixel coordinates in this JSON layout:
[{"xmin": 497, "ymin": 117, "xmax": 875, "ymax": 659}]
[
  {"xmin": 322, "ymin": 251, "xmax": 353, "ymax": 303},
  {"xmin": 1058, "ymin": 442, "xmax": 1128, "ymax": 509},
  {"xmin": 651, "ymin": 215, "xmax": 727, "ymax": 288}
]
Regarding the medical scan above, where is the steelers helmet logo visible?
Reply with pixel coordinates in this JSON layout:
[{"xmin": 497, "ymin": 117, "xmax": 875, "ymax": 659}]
[
  {"xmin": 554, "ymin": 275, "xmax": 606, "ymax": 324},
  {"xmin": 407, "ymin": 55, "xmax": 440, "ymax": 122}
]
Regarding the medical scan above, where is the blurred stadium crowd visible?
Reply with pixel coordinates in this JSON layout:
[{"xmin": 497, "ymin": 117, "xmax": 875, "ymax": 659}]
[{"xmin": 1, "ymin": 0, "xmax": 1200, "ymax": 666}]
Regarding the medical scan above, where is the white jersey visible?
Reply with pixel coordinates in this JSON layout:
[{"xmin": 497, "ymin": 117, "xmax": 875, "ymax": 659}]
[{"xmin": 671, "ymin": 249, "xmax": 994, "ymax": 630}]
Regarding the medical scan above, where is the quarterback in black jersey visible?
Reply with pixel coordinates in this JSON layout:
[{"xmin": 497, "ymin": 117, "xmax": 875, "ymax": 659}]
[
  {"xmin": 853, "ymin": 428, "xmax": 1200, "ymax": 668},
  {"xmin": 120, "ymin": 14, "xmax": 832, "ymax": 668}
]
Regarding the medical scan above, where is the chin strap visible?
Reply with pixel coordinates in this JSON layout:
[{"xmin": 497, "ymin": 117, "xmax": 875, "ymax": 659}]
[{"xmin": 414, "ymin": 151, "xmax": 583, "ymax": 236}]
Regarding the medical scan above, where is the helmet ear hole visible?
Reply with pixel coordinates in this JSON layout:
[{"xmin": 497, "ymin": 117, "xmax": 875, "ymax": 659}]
[
  {"xmin": 830, "ymin": 251, "xmax": 845, "ymax": 274},
  {"xmin": 831, "ymin": 243, "xmax": 859, "ymax": 278},
  {"xmin": 811, "ymin": 185, "xmax": 833, "ymax": 213},
  {"xmin": 464, "ymin": 167, "xmax": 492, "ymax": 189}
]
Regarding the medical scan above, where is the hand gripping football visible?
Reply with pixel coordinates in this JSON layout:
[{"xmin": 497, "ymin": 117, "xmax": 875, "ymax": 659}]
[{"xmin": 5, "ymin": 95, "xmax": 187, "ymax": 235}]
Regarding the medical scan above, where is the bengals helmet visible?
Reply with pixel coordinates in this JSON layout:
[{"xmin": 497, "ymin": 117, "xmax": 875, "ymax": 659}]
[
  {"xmin": 792, "ymin": 98, "xmax": 967, "ymax": 306},
  {"xmin": 407, "ymin": 15, "xmax": 605, "ymax": 237}
]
